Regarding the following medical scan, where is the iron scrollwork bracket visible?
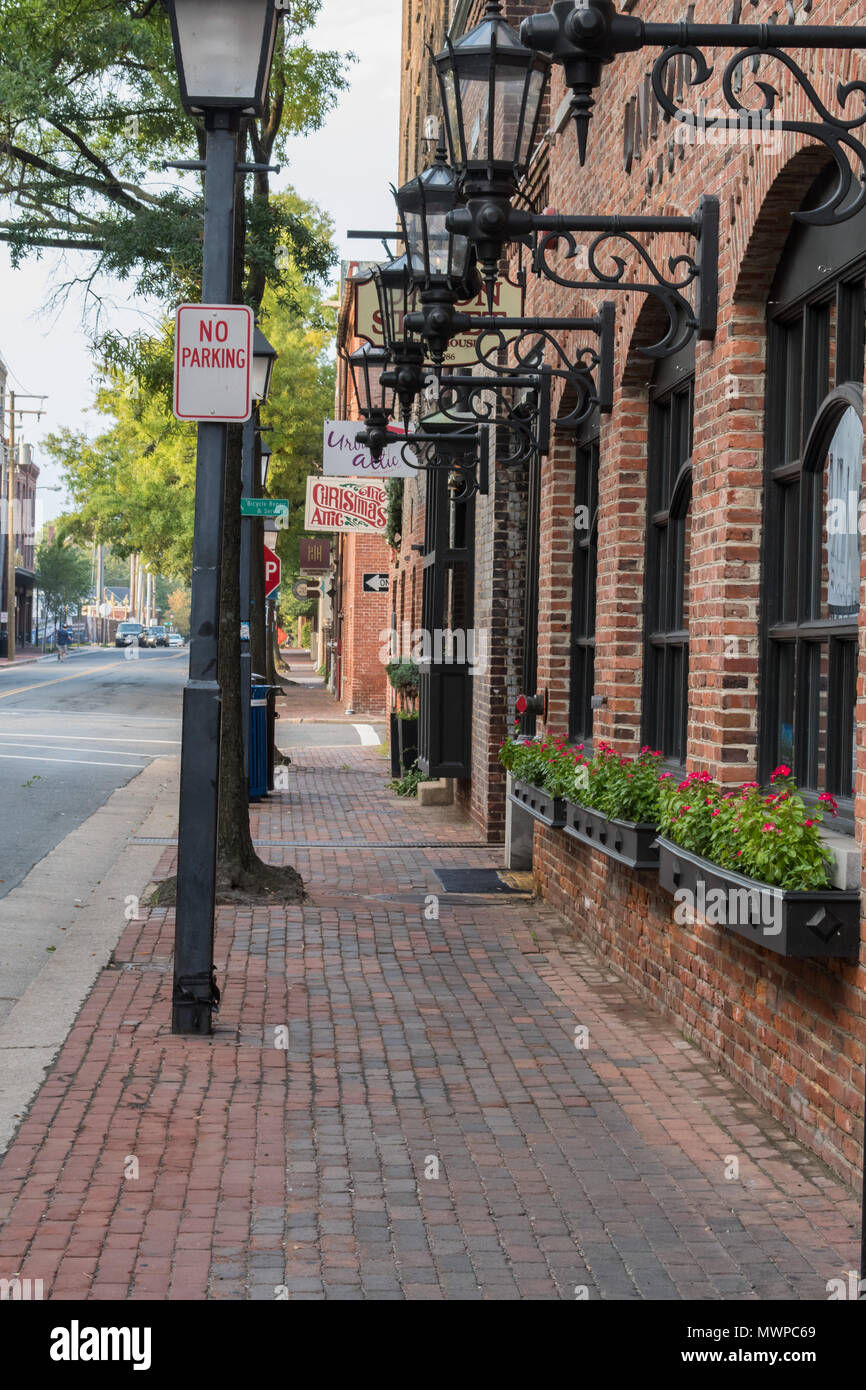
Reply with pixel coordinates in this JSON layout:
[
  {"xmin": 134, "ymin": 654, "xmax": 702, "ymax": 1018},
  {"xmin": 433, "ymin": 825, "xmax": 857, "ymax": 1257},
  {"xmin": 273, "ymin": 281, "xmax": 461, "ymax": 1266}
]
[
  {"xmin": 529, "ymin": 198, "xmax": 719, "ymax": 357},
  {"xmin": 521, "ymin": 1, "xmax": 866, "ymax": 226}
]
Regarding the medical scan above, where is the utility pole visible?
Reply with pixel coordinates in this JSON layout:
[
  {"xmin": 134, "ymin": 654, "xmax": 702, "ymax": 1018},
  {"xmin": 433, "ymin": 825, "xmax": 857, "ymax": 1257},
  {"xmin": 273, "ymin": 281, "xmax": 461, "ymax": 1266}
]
[{"xmin": 3, "ymin": 392, "xmax": 46, "ymax": 663}]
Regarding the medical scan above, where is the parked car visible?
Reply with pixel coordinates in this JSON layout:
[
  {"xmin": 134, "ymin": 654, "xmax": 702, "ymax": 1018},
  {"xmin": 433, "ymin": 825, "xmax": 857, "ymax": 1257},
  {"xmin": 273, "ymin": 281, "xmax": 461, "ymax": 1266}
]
[
  {"xmin": 168, "ymin": 632, "xmax": 184, "ymax": 648},
  {"xmin": 142, "ymin": 625, "xmax": 168, "ymax": 648},
  {"xmin": 115, "ymin": 621, "xmax": 143, "ymax": 648}
]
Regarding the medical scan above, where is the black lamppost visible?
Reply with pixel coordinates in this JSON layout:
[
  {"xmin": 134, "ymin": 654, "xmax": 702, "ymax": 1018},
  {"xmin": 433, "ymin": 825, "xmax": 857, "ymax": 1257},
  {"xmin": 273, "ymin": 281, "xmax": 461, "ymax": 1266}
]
[
  {"xmin": 241, "ymin": 327, "xmax": 278, "ymax": 782},
  {"xmin": 164, "ymin": 0, "xmax": 280, "ymax": 1035}
]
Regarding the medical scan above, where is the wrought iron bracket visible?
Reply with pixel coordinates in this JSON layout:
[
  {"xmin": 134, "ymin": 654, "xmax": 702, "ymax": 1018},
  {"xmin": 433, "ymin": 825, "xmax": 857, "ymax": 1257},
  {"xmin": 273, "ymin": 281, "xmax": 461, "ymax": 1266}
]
[
  {"xmin": 447, "ymin": 198, "xmax": 718, "ymax": 355},
  {"xmin": 521, "ymin": 0, "xmax": 866, "ymax": 224}
]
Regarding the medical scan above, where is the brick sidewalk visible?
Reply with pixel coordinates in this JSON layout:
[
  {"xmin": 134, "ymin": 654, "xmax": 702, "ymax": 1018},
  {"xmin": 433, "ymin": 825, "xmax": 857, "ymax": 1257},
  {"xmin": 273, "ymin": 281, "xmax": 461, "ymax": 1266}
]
[{"xmin": 0, "ymin": 712, "xmax": 859, "ymax": 1300}]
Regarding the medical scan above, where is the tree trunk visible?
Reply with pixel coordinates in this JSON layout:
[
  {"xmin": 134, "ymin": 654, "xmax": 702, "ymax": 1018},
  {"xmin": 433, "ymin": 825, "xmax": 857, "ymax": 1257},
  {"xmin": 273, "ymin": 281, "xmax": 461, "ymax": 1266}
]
[{"xmin": 211, "ymin": 125, "xmax": 302, "ymax": 903}]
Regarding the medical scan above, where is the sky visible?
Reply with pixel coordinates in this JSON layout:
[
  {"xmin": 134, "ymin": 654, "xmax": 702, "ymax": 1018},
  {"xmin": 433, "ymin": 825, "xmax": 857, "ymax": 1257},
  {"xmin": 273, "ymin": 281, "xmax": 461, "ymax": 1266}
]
[{"xmin": 1, "ymin": 0, "xmax": 402, "ymax": 528}]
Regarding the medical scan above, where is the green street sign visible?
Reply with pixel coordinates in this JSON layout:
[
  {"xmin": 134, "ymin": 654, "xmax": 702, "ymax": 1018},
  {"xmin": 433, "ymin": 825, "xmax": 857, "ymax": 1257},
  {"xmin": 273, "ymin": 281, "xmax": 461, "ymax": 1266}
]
[{"xmin": 240, "ymin": 498, "xmax": 289, "ymax": 518}]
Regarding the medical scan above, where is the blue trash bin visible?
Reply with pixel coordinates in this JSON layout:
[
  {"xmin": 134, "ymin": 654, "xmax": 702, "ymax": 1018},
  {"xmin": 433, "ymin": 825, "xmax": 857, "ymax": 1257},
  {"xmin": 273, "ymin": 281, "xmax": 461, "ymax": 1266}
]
[{"xmin": 249, "ymin": 678, "xmax": 269, "ymax": 801}]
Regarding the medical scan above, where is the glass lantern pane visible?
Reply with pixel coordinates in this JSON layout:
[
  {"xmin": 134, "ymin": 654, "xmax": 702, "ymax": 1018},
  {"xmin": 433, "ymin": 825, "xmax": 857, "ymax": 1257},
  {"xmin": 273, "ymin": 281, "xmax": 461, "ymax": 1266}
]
[
  {"xmin": 440, "ymin": 69, "xmax": 461, "ymax": 165},
  {"xmin": 174, "ymin": 0, "xmax": 272, "ymax": 105},
  {"xmin": 518, "ymin": 69, "xmax": 546, "ymax": 168},
  {"xmin": 821, "ymin": 405, "xmax": 862, "ymax": 619},
  {"xmin": 492, "ymin": 65, "xmax": 529, "ymax": 164},
  {"xmin": 458, "ymin": 76, "xmax": 491, "ymax": 162}
]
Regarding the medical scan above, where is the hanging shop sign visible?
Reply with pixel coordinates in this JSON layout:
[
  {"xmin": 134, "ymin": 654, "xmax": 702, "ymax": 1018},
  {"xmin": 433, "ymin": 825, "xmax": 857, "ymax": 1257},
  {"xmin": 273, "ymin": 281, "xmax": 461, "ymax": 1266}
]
[
  {"xmin": 323, "ymin": 420, "xmax": 416, "ymax": 477},
  {"xmin": 299, "ymin": 537, "xmax": 331, "ymax": 572},
  {"xmin": 304, "ymin": 477, "xmax": 387, "ymax": 534}
]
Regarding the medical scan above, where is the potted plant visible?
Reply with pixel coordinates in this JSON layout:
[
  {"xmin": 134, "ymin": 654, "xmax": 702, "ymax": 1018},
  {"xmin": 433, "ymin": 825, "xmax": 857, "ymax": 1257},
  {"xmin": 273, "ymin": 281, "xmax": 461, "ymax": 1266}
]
[
  {"xmin": 563, "ymin": 743, "xmax": 664, "ymax": 869},
  {"xmin": 387, "ymin": 659, "xmax": 419, "ymax": 773},
  {"xmin": 499, "ymin": 730, "xmax": 568, "ymax": 828},
  {"xmin": 655, "ymin": 767, "xmax": 860, "ymax": 957}
]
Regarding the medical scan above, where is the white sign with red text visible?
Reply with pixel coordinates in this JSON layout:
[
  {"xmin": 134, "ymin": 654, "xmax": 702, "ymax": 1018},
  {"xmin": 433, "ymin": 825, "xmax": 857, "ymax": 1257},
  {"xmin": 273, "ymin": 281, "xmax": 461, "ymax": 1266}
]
[
  {"xmin": 304, "ymin": 477, "xmax": 387, "ymax": 533},
  {"xmin": 323, "ymin": 420, "xmax": 416, "ymax": 478},
  {"xmin": 173, "ymin": 304, "xmax": 254, "ymax": 422}
]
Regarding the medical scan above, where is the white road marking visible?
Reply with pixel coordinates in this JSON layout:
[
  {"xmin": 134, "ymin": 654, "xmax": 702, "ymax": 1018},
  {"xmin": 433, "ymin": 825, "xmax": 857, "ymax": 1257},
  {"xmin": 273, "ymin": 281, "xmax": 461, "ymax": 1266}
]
[
  {"xmin": 0, "ymin": 752, "xmax": 164, "ymax": 770},
  {"xmin": 0, "ymin": 739, "xmax": 155, "ymax": 759},
  {"xmin": 353, "ymin": 724, "xmax": 381, "ymax": 746},
  {"xmin": 0, "ymin": 732, "xmax": 181, "ymax": 746}
]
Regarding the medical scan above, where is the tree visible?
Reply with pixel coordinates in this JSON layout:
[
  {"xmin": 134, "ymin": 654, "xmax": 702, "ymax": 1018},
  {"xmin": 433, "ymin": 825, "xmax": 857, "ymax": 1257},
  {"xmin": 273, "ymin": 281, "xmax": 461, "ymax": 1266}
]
[
  {"xmin": 166, "ymin": 587, "xmax": 191, "ymax": 639},
  {"xmin": 36, "ymin": 538, "xmax": 92, "ymax": 630},
  {"xmin": 0, "ymin": 0, "xmax": 347, "ymax": 324},
  {"xmin": 6, "ymin": 5, "xmax": 349, "ymax": 903}
]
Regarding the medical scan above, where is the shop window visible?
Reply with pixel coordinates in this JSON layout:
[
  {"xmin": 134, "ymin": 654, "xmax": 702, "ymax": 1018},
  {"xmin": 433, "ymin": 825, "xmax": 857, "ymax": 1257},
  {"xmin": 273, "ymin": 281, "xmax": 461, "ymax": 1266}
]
[
  {"xmin": 761, "ymin": 173, "xmax": 866, "ymax": 829},
  {"xmin": 569, "ymin": 431, "xmax": 599, "ymax": 743},
  {"xmin": 643, "ymin": 367, "xmax": 694, "ymax": 764}
]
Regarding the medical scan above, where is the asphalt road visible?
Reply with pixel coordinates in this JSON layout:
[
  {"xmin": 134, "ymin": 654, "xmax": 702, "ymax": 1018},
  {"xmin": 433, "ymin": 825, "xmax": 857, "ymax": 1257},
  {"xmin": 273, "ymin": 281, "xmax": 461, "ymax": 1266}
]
[{"xmin": 0, "ymin": 646, "xmax": 185, "ymax": 900}]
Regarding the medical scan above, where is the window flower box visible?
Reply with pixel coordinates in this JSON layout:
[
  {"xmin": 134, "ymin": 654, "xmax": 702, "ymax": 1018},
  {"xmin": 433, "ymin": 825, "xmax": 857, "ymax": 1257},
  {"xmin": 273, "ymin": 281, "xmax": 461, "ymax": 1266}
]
[
  {"xmin": 656, "ymin": 835, "xmax": 860, "ymax": 958},
  {"xmin": 564, "ymin": 802, "xmax": 659, "ymax": 870},
  {"xmin": 508, "ymin": 777, "xmax": 566, "ymax": 828}
]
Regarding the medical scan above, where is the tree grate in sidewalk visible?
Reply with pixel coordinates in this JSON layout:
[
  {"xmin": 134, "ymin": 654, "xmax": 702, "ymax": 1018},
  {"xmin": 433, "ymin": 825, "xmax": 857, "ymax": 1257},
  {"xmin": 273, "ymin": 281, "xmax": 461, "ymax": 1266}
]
[{"xmin": 132, "ymin": 837, "xmax": 498, "ymax": 849}]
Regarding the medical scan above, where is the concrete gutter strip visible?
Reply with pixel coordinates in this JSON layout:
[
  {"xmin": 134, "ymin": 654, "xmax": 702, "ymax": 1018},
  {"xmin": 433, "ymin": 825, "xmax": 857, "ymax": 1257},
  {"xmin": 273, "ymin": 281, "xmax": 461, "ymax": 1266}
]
[{"xmin": 0, "ymin": 757, "xmax": 179, "ymax": 1156}]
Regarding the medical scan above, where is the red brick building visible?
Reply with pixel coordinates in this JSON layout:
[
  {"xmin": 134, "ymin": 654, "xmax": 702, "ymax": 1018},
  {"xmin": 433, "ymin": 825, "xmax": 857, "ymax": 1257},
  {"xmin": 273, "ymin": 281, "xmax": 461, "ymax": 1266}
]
[
  {"xmin": 330, "ymin": 272, "xmax": 392, "ymax": 716},
  {"xmin": 386, "ymin": 0, "xmax": 866, "ymax": 1188}
]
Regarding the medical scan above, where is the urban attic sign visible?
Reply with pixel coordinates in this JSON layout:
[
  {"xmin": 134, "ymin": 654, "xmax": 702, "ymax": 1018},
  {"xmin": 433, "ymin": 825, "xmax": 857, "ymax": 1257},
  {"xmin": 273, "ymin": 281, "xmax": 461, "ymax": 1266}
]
[
  {"xmin": 323, "ymin": 420, "xmax": 416, "ymax": 478},
  {"xmin": 304, "ymin": 477, "xmax": 387, "ymax": 534}
]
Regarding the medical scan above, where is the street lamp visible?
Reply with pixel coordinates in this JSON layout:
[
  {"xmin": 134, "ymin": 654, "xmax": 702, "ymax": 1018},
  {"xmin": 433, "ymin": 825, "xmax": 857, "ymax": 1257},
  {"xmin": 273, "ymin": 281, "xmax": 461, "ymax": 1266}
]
[
  {"xmin": 394, "ymin": 147, "xmax": 481, "ymax": 363},
  {"xmin": 164, "ymin": 0, "xmax": 280, "ymax": 116},
  {"xmin": 162, "ymin": 0, "xmax": 281, "ymax": 1035},
  {"xmin": 362, "ymin": 256, "xmax": 428, "ymax": 427},
  {"xmin": 252, "ymin": 325, "xmax": 278, "ymax": 401},
  {"xmin": 346, "ymin": 343, "xmax": 395, "ymax": 460},
  {"xmin": 433, "ymin": 0, "xmax": 550, "ymax": 302}
]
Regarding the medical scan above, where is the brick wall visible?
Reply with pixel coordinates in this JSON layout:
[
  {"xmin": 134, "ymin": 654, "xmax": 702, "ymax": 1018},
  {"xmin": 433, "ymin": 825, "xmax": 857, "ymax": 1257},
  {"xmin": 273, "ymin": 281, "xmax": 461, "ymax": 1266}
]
[
  {"xmin": 394, "ymin": 0, "xmax": 866, "ymax": 1183},
  {"xmin": 338, "ymin": 532, "xmax": 392, "ymax": 715}
]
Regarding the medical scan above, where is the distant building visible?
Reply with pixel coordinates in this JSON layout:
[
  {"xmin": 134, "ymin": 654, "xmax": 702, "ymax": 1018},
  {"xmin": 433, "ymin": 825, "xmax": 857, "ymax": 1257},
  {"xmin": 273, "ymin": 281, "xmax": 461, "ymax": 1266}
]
[{"xmin": 0, "ymin": 357, "xmax": 39, "ymax": 652}]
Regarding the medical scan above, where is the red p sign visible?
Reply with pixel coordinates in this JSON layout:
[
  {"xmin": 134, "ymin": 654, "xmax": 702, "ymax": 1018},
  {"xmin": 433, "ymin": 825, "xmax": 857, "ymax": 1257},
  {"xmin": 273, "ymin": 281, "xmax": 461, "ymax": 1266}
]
[{"xmin": 264, "ymin": 543, "xmax": 281, "ymax": 600}]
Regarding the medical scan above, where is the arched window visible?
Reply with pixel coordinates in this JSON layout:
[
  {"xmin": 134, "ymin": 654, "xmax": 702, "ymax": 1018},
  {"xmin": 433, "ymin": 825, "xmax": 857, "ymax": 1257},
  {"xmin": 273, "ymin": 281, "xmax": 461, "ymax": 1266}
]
[
  {"xmin": 643, "ymin": 347, "xmax": 695, "ymax": 764},
  {"xmin": 762, "ymin": 268, "xmax": 864, "ymax": 820},
  {"xmin": 760, "ymin": 171, "xmax": 866, "ymax": 825}
]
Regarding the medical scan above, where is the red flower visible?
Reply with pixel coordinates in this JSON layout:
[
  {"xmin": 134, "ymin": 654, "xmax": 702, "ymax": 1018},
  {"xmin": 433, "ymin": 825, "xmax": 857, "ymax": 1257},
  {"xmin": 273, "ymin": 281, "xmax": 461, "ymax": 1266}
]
[
  {"xmin": 772, "ymin": 764, "xmax": 792, "ymax": 780},
  {"xmin": 761, "ymin": 822, "xmax": 776, "ymax": 832}
]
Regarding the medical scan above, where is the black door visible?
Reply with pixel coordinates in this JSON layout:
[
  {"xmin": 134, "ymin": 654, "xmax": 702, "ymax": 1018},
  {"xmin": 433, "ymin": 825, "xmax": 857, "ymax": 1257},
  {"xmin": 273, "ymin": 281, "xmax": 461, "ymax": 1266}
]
[{"xmin": 417, "ymin": 468, "xmax": 475, "ymax": 778}]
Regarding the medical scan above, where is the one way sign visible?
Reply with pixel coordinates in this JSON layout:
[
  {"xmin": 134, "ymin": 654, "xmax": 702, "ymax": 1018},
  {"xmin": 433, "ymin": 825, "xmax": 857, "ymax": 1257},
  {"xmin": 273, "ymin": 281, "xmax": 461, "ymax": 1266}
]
[{"xmin": 362, "ymin": 572, "xmax": 389, "ymax": 594}]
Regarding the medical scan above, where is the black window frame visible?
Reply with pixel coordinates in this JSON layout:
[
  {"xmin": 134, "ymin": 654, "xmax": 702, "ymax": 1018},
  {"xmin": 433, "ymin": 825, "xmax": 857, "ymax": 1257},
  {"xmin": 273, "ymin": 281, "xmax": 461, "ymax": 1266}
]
[
  {"xmin": 642, "ymin": 351, "xmax": 695, "ymax": 766},
  {"xmin": 760, "ymin": 291, "xmax": 864, "ymax": 832},
  {"xmin": 569, "ymin": 418, "xmax": 599, "ymax": 745}
]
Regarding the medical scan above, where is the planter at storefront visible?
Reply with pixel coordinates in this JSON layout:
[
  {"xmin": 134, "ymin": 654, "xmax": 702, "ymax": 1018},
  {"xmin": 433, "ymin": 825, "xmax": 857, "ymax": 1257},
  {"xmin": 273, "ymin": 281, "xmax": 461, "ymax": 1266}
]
[
  {"xmin": 564, "ymin": 802, "xmax": 659, "ymax": 870},
  {"xmin": 508, "ymin": 778, "xmax": 566, "ymax": 829},
  {"xmin": 656, "ymin": 835, "xmax": 860, "ymax": 958}
]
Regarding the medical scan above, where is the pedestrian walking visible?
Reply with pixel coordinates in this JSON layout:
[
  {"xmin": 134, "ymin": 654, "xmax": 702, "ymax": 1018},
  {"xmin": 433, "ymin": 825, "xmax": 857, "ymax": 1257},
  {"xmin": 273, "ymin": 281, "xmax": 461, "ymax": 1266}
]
[{"xmin": 56, "ymin": 623, "xmax": 70, "ymax": 662}]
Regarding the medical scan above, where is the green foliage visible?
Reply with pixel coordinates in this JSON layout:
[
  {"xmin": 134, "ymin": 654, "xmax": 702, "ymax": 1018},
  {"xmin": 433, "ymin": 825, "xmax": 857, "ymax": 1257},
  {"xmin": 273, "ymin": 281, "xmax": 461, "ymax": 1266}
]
[
  {"xmin": 657, "ymin": 767, "xmax": 833, "ymax": 890},
  {"xmin": 260, "ymin": 200, "xmax": 338, "ymax": 586},
  {"xmin": 166, "ymin": 586, "xmax": 191, "ymax": 639},
  {"xmin": 0, "ymin": 0, "xmax": 349, "ymax": 317},
  {"xmin": 43, "ymin": 373, "xmax": 197, "ymax": 579},
  {"xmin": 396, "ymin": 710, "xmax": 419, "ymax": 721},
  {"xmin": 299, "ymin": 619, "xmax": 311, "ymax": 649},
  {"xmin": 385, "ymin": 477, "xmax": 404, "ymax": 549},
  {"xmin": 385, "ymin": 660, "xmax": 419, "ymax": 695},
  {"xmin": 35, "ymin": 537, "xmax": 92, "ymax": 623},
  {"xmin": 389, "ymin": 763, "xmax": 428, "ymax": 798}
]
